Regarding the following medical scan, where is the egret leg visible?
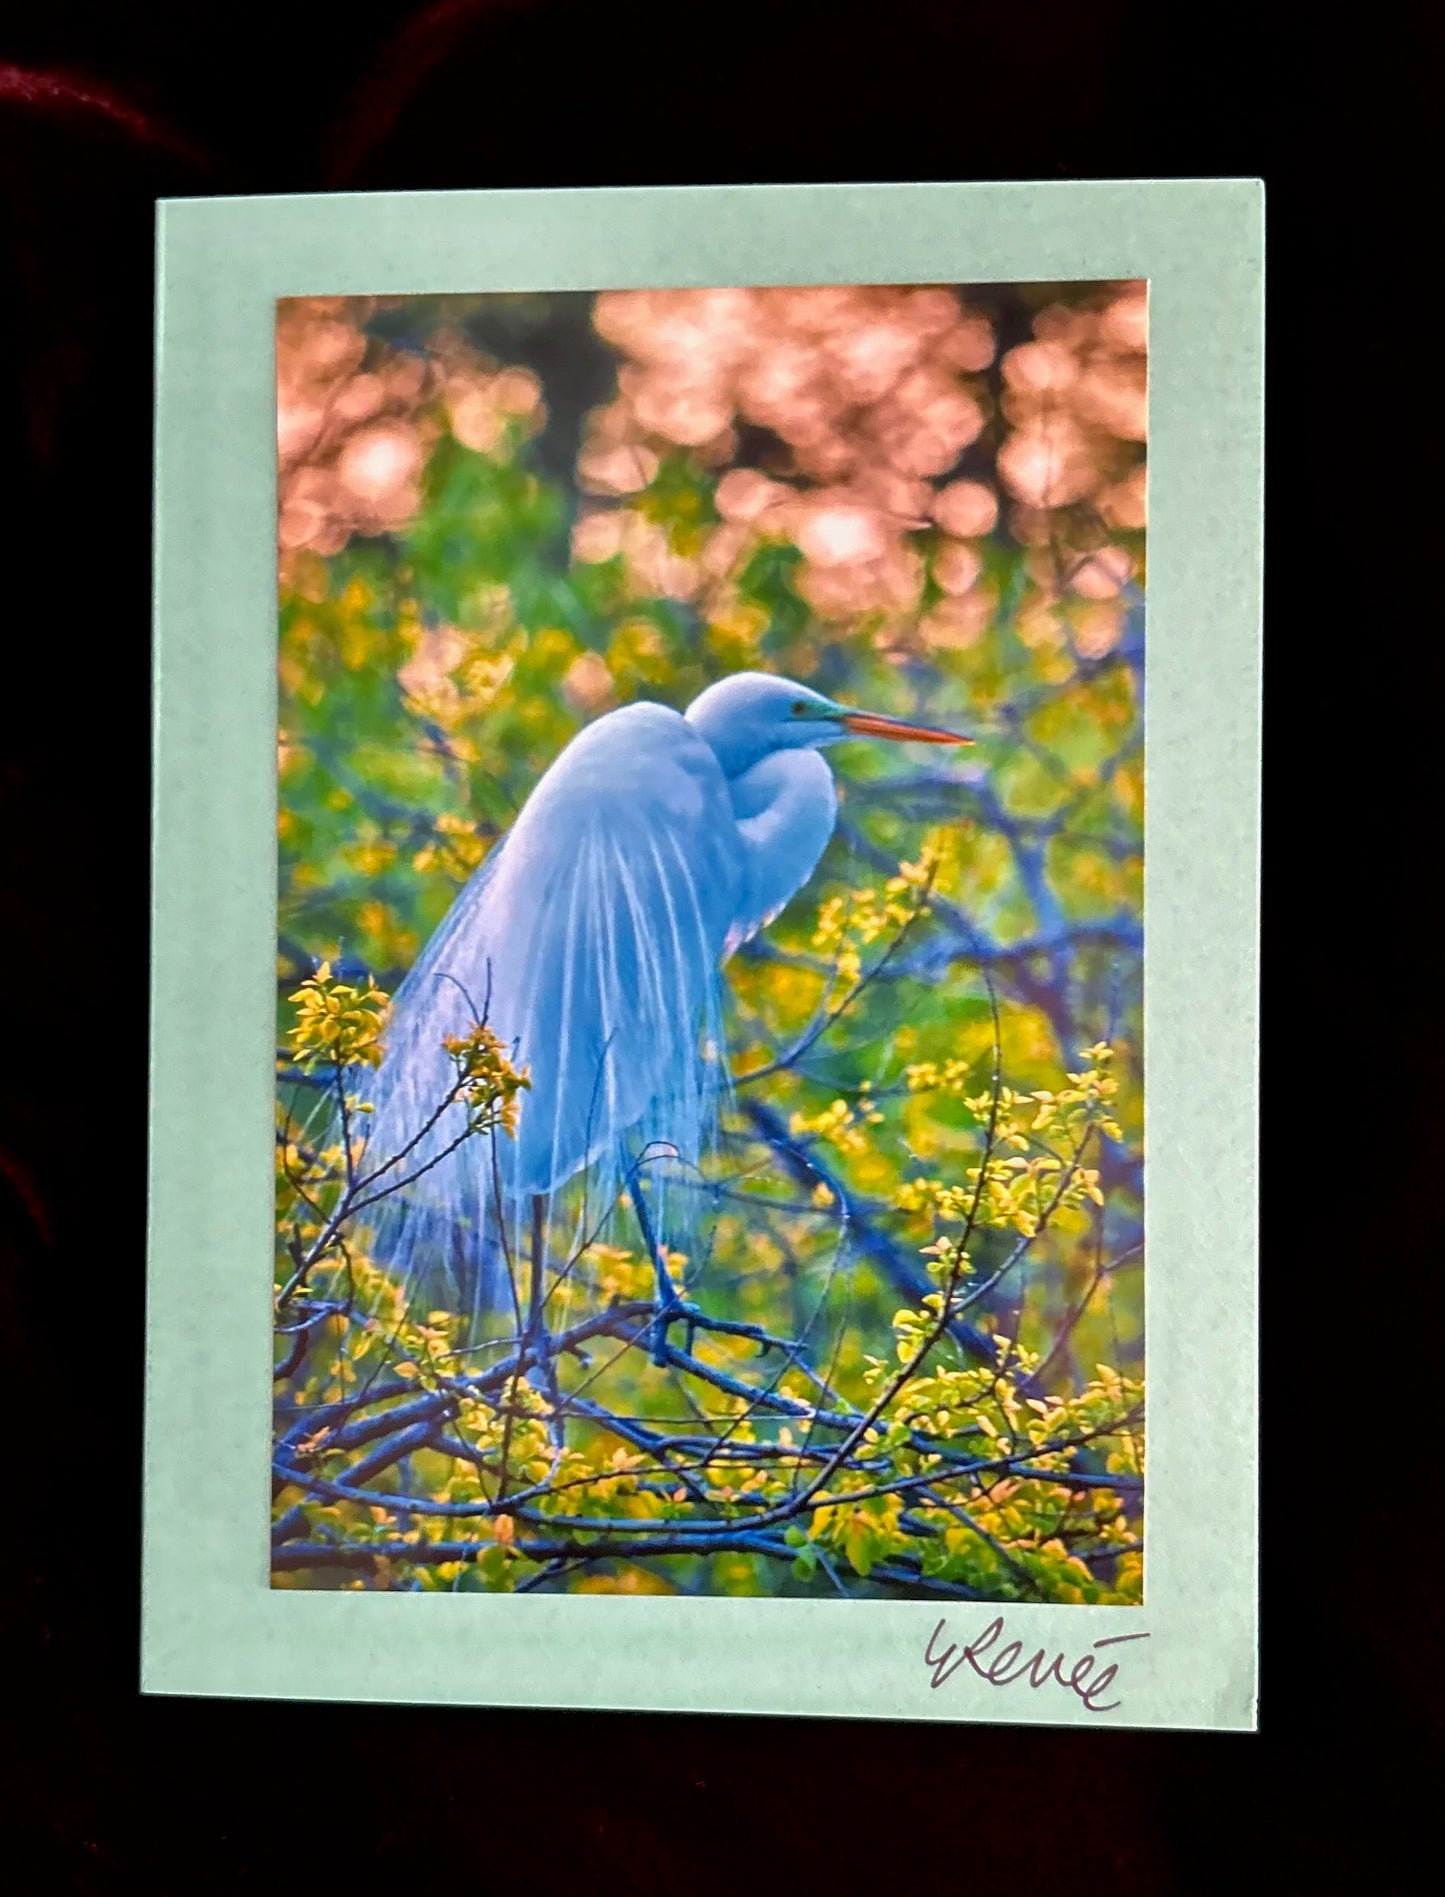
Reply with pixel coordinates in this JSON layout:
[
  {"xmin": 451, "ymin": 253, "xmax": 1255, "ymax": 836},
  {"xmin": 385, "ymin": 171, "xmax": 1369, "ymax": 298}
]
[
  {"xmin": 527, "ymin": 1195, "xmax": 546, "ymax": 1339},
  {"xmin": 627, "ymin": 1176, "xmax": 684, "ymax": 1366},
  {"xmin": 528, "ymin": 1194, "xmax": 564, "ymax": 1444}
]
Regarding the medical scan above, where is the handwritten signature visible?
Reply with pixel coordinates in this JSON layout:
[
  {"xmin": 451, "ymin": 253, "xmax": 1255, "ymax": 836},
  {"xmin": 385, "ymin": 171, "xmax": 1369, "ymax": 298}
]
[{"xmin": 924, "ymin": 1616, "xmax": 1150, "ymax": 1715}]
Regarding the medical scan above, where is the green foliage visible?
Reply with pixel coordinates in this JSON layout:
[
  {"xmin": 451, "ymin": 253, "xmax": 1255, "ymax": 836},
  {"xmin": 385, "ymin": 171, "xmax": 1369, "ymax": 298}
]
[
  {"xmin": 274, "ymin": 996, "xmax": 1141, "ymax": 1603},
  {"xmin": 286, "ymin": 963, "xmax": 388, "ymax": 1072},
  {"xmin": 272, "ymin": 289, "xmax": 1145, "ymax": 1602}
]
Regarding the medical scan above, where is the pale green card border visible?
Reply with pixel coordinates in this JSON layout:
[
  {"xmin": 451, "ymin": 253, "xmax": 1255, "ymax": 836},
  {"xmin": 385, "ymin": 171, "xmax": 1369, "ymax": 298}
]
[{"xmin": 145, "ymin": 180, "xmax": 1262, "ymax": 1730}]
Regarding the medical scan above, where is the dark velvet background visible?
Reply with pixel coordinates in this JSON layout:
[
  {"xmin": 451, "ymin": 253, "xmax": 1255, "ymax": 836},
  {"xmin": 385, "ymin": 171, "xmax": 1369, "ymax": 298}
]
[{"xmin": 1, "ymin": 3, "xmax": 1439, "ymax": 1888}]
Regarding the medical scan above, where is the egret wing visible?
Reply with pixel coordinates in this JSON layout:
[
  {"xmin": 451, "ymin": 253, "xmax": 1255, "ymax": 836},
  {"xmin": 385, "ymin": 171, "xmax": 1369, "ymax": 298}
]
[{"xmin": 360, "ymin": 704, "xmax": 742, "ymax": 1283}]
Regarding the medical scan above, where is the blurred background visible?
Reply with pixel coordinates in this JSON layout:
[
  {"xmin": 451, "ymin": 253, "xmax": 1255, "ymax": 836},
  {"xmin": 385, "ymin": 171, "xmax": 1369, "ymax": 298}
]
[
  {"xmin": 278, "ymin": 280, "xmax": 1145, "ymax": 1000},
  {"xmin": 275, "ymin": 281, "xmax": 1147, "ymax": 1598}
]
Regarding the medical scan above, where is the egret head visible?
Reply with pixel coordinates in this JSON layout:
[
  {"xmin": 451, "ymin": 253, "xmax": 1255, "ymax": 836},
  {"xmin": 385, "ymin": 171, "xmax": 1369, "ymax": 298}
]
[{"xmin": 685, "ymin": 671, "xmax": 971, "ymax": 778}]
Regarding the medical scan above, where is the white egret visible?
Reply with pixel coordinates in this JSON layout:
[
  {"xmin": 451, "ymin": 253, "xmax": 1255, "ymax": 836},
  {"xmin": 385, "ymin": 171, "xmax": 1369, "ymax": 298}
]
[{"xmin": 358, "ymin": 671, "xmax": 970, "ymax": 1331}]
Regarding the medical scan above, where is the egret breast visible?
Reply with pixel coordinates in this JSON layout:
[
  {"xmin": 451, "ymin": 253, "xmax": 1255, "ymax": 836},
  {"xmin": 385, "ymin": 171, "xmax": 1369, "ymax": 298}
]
[{"xmin": 724, "ymin": 747, "xmax": 838, "ymax": 955}]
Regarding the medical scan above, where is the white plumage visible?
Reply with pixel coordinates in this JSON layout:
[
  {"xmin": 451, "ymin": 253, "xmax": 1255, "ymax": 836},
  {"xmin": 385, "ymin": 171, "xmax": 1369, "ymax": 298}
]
[{"xmin": 354, "ymin": 671, "xmax": 967, "ymax": 1322}]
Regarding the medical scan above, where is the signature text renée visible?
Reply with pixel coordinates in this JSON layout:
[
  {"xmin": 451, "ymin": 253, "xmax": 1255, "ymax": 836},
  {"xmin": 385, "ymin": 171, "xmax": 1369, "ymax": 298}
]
[{"xmin": 924, "ymin": 1615, "xmax": 1150, "ymax": 1715}]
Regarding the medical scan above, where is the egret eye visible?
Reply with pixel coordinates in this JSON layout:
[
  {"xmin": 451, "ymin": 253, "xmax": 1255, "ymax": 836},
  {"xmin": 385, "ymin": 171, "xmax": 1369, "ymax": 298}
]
[{"xmin": 791, "ymin": 700, "xmax": 809, "ymax": 715}]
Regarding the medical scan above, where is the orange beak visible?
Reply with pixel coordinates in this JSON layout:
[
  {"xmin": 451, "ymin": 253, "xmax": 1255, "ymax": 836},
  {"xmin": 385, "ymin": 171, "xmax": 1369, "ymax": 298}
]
[{"xmin": 841, "ymin": 711, "xmax": 973, "ymax": 746}]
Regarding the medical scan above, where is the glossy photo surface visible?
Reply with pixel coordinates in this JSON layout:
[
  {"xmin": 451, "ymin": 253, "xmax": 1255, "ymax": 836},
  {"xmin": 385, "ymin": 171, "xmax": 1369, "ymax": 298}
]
[{"xmin": 270, "ymin": 282, "xmax": 1148, "ymax": 1604}]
